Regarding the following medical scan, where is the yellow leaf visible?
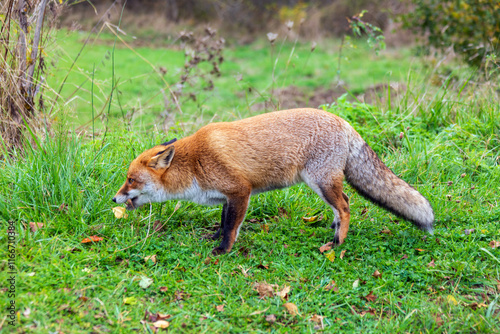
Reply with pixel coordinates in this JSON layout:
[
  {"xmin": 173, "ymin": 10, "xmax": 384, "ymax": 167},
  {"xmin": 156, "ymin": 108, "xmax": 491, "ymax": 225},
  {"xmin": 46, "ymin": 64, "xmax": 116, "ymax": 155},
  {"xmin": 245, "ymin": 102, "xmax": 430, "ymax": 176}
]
[
  {"xmin": 123, "ymin": 296, "xmax": 137, "ymax": 305},
  {"xmin": 446, "ymin": 295, "xmax": 458, "ymax": 305},
  {"xmin": 283, "ymin": 302, "xmax": 298, "ymax": 316},
  {"xmin": 112, "ymin": 206, "xmax": 128, "ymax": 219},
  {"xmin": 325, "ymin": 250, "xmax": 335, "ymax": 262},
  {"xmin": 302, "ymin": 215, "xmax": 318, "ymax": 222}
]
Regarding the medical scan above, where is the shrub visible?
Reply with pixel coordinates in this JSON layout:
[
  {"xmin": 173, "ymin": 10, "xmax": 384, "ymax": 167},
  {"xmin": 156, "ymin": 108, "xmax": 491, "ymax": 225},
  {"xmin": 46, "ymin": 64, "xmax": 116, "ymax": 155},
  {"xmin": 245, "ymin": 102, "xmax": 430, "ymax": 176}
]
[{"xmin": 402, "ymin": 0, "xmax": 500, "ymax": 70}]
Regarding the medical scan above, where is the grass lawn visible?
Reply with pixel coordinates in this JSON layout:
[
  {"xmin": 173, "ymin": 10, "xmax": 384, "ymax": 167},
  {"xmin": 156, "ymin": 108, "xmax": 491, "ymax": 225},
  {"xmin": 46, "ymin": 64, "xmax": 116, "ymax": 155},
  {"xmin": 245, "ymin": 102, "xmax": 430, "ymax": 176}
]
[
  {"xmin": 47, "ymin": 29, "xmax": 421, "ymax": 130},
  {"xmin": 1, "ymin": 29, "xmax": 499, "ymax": 333}
]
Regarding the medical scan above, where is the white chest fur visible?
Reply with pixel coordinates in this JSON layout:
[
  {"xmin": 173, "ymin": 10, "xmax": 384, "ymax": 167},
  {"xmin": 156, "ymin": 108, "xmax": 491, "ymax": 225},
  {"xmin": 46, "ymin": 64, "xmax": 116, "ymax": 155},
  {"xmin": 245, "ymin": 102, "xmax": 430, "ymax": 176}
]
[{"xmin": 155, "ymin": 179, "xmax": 226, "ymax": 206}]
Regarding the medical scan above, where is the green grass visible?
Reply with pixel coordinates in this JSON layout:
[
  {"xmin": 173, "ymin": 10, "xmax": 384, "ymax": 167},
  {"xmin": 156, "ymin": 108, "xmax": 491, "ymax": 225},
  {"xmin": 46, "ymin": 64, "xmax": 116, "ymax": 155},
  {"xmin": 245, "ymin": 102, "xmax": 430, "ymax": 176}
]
[
  {"xmin": 47, "ymin": 29, "xmax": 421, "ymax": 130},
  {"xmin": 1, "ymin": 30, "xmax": 500, "ymax": 333}
]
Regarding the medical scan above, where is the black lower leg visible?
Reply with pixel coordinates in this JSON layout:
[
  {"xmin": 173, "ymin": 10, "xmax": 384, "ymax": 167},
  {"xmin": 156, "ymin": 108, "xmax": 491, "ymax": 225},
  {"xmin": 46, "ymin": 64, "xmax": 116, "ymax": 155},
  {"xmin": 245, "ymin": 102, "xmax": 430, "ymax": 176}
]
[{"xmin": 211, "ymin": 203, "xmax": 227, "ymax": 240}]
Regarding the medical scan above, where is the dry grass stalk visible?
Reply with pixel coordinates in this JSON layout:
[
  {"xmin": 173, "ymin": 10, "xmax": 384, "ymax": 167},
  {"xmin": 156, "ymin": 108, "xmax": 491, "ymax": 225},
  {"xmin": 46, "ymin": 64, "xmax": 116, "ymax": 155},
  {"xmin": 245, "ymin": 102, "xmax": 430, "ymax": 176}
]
[{"xmin": 0, "ymin": 0, "xmax": 54, "ymax": 151}]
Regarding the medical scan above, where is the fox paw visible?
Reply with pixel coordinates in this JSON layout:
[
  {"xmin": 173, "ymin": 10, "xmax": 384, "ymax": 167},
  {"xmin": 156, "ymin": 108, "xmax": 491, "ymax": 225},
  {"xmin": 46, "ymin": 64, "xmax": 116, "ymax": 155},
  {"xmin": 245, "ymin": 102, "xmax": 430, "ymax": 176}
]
[
  {"xmin": 333, "ymin": 234, "xmax": 345, "ymax": 246},
  {"xmin": 211, "ymin": 246, "xmax": 227, "ymax": 256}
]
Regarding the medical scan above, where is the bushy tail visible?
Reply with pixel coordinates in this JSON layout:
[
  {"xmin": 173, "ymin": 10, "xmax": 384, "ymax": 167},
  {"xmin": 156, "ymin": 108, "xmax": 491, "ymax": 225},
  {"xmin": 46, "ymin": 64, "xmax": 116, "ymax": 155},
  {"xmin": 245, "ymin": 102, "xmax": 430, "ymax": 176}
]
[{"xmin": 344, "ymin": 132, "xmax": 434, "ymax": 232}]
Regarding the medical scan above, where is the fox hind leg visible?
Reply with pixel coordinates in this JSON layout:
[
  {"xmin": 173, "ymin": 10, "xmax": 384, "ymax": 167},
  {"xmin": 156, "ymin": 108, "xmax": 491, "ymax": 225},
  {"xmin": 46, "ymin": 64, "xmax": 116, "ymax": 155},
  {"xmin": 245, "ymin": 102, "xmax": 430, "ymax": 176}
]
[
  {"xmin": 303, "ymin": 173, "xmax": 351, "ymax": 245},
  {"xmin": 320, "ymin": 185, "xmax": 350, "ymax": 245}
]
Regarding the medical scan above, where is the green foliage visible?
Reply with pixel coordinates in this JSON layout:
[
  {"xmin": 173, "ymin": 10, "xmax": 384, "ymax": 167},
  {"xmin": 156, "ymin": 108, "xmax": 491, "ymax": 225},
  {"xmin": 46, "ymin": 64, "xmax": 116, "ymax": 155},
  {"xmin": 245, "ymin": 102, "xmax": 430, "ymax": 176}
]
[
  {"xmin": 348, "ymin": 10, "xmax": 386, "ymax": 56},
  {"xmin": 403, "ymin": 0, "xmax": 500, "ymax": 70}
]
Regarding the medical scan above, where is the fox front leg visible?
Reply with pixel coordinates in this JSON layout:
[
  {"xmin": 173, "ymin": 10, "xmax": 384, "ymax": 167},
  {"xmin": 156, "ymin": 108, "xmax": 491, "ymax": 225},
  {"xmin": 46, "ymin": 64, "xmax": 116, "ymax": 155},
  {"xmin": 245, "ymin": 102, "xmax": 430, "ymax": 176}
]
[
  {"xmin": 210, "ymin": 203, "xmax": 227, "ymax": 240},
  {"xmin": 212, "ymin": 194, "xmax": 250, "ymax": 255}
]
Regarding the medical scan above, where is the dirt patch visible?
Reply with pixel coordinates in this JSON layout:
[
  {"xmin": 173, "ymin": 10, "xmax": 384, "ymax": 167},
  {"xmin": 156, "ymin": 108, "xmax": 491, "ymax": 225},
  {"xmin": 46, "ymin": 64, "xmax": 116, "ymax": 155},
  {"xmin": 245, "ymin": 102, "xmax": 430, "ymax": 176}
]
[
  {"xmin": 250, "ymin": 85, "xmax": 348, "ymax": 112},
  {"xmin": 250, "ymin": 82, "xmax": 407, "ymax": 112}
]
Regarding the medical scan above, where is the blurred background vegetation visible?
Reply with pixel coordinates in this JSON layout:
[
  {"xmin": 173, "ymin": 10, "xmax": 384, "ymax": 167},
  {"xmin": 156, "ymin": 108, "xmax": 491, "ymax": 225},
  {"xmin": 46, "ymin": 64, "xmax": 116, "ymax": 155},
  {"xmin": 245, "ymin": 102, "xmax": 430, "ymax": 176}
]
[{"xmin": 1, "ymin": 0, "xmax": 499, "ymax": 149}]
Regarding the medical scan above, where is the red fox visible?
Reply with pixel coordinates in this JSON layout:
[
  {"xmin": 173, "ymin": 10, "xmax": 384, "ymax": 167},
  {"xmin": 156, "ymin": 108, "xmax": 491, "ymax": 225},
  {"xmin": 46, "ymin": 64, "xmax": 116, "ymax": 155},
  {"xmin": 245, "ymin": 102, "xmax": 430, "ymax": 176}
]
[{"xmin": 113, "ymin": 108, "xmax": 434, "ymax": 255}]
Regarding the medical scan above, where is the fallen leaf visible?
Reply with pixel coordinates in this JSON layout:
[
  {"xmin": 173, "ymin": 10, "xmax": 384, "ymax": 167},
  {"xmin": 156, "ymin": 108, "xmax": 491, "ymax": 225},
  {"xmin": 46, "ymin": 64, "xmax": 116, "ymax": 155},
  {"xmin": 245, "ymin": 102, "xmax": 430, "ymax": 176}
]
[
  {"xmin": 204, "ymin": 256, "xmax": 211, "ymax": 265},
  {"xmin": 278, "ymin": 207, "xmax": 290, "ymax": 218},
  {"xmin": 283, "ymin": 302, "xmax": 298, "ymax": 316},
  {"xmin": 257, "ymin": 263, "xmax": 269, "ymax": 270},
  {"xmin": 146, "ymin": 311, "xmax": 171, "ymax": 322},
  {"xmin": 153, "ymin": 220, "xmax": 164, "ymax": 233},
  {"xmin": 139, "ymin": 276, "xmax": 153, "ymax": 289},
  {"xmin": 325, "ymin": 249, "xmax": 335, "ymax": 262},
  {"xmin": 319, "ymin": 242, "xmax": 334, "ymax": 253},
  {"xmin": 415, "ymin": 248, "xmax": 426, "ymax": 252},
  {"xmin": 29, "ymin": 222, "xmax": 44, "ymax": 232},
  {"xmin": 446, "ymin": 295, "xmax": 458, "ymax": 305},
  {"xmin": 310, "ymin": 314, "xmax": 324, "ymax": 328},
  {"xmin": 174, "ymin": 290, "xmax": 191, "ymax": 301},
  {"xmin": 144, "ymin": 255, "xmax": 157, "ymax": 264},
  {"xmin": 123, "ymin": 296, "xmax": 137, "ymax": 305},
  {"xmin": 302, "ymin": 215, "xmax": 318, "ymax": 223},
  {"xmin": 357, "ymin": 308, "xmax": 376, "ymax": 317},
  {"xmin": 352, "ymin": 279, "xmax": 360, "ymax": 289},
  {"xmin": 216, "ymin": 305, "xmax": 224, "ymax": 312},
  {"xmin": 324, "ymin": 281, "xmax": 338, "ymax": 292},
  {"xmin": 78, "ymin": 296, "xmax": 89, "ymax": 302},
  {"xmin": 401, "ymin": 254, "xmax": 408, "ymax": 260},
  {"xmin": 260, "ymin": 224, "xmax": 269, "ymax": 233},
  {"xmin": 237, "ymin": 265, "xmax": 250, "ymax": 277},
  {"xmin": 372, "ymin": 270, "xmax": 382, "ymax": 279},
  {"xmin": 112, "ymin": 206, "xmax": 128, "ymax": 219},
  {"xmin": 152, "ymin": 320, "xmax": 170, "ymax": 329},
  {"xmin": 380, "ymin": 228, "xmax": 392, "ymax": 234},
  {"xmin": 265, "ymin": 314, "xmax": 276, "ymax": 323},
  {"xmin": 431, "ymin": 314, "xmax": 442, "ymax": 327},
  {"xmin": 276, "ymin": 285, "xmax": 290, "ymax": 299},
  {"xmin": 27, "ymin": 272, "xmax": 35, "ymax": 277},
  {"xmin": 248, "ymin": 307, "xmax": 270, "ymax": 316},
  {"xmin": 468, "ymin": 302, "xmax": 487, "ymax": 310},
  {"xmin": 159, "ymin": 286, "xmax": 168, "ymax": 293},
  {"xmin": 23, "ymin": 308, "xmax": 31, "ymax": 317},
  {"xmin": 253, "ymin": 282, "xmax": 275, "ymax": 298},
  {"xmin": 428, "ymin": 259, "xmax": 436, "ymax": 267},
  {"xmin": 81, "ymin": 235, "xmax": 103, "ymax": 243},
  {"xmin": 364, "ymin": 291, "xmax": 377, "ymax": 302},
  {"xmin": 340, "ymin": 250, "xmax": 346, "ymax": 259},
  {"xmin": 489, "ymin": 240, "xmax": 500, "ymax": 248}
]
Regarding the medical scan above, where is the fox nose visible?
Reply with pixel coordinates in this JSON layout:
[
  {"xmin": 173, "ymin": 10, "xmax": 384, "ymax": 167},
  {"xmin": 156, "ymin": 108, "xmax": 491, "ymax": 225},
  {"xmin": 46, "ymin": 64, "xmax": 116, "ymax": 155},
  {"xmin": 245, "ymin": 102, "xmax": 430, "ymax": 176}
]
[{"xmin": 112, "ymin": 197, "xmax": 117, "ymax": 203}]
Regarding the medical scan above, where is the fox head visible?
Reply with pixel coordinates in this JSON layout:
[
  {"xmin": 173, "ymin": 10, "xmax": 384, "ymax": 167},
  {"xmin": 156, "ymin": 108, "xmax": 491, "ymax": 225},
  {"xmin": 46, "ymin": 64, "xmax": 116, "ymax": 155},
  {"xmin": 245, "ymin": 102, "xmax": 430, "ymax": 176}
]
[{"xmin": 112, "ymin": 139, "xmax": 178, "ymax": 210}]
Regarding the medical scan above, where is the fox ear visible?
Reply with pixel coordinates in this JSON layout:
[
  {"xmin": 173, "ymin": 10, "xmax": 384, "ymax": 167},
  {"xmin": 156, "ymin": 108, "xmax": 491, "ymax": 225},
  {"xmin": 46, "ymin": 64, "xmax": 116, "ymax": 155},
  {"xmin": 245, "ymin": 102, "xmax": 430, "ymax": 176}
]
[
  {"xmin": 161, "ymin": 138, "xmax": 177, "ymax": 146},
  {"xmin": 148, "ymin": 146, "xmax": 175, "ymax": 169}
]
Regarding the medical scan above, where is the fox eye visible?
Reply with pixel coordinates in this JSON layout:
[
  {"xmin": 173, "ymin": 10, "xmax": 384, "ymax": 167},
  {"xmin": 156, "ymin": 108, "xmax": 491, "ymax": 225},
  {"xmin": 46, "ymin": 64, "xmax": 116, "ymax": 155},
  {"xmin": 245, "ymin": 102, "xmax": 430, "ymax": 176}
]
[{"xmin": 128, "ymin": 178, "xmax": 134, "ymax": 184}]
